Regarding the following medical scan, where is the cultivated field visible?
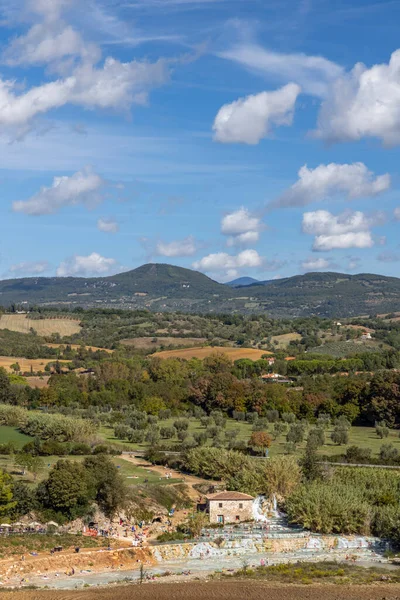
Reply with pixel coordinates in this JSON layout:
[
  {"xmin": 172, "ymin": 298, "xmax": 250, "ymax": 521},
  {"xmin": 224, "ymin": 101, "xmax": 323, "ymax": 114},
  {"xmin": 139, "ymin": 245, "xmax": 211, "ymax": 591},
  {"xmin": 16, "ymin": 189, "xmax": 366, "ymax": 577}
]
[
  {"xmin": 120, "ymin": 336, "xmax": 207, "ymax": 349},
  {"xmin": 100, "ymin": 418, "xmax": 400, "ymax": 460},
  {"xmin": 152, "ymin": 347, "xmax": 272, "ymax": 360},
  {"xmin": 0, "ymin": 315, "xmax": 81, "ymax": 336},
  {"xmin": 46, "ymin": 343, "xmax": 113, "ymax": 353},
  {"xmin": 271, "ymin": 333, "xmax": 302, "ymax": 348},
  {"xmin": 0, "ymin": 356, "xmax": 69, "ymax": 373}
]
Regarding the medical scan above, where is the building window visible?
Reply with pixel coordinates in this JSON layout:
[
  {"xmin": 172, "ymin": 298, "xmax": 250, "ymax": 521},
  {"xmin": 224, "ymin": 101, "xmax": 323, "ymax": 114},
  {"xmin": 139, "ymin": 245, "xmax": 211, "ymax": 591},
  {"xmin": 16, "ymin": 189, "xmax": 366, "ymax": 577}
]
[
  {"xmin": 236, "ymin": 516, "xmax": 240, "ymax": 521},
  {"xmin": 219, "ymin": 503, "xmax": 223, "ymax": 508},
  {"xmin": 239, "ymin": 503, "xmax": 243, "ymax": 509}
]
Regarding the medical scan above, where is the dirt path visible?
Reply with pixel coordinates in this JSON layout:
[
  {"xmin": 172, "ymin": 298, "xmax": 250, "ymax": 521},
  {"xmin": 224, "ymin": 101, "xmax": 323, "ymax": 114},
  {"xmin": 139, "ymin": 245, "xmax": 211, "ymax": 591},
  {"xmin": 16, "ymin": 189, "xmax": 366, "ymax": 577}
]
[
  {"xmin": 4, "ymin": 581, "xmax": 400, "ymax": 600},
  {"xmin": 119, "ymin": 454, "xmax": 220, "ymax": 502}
]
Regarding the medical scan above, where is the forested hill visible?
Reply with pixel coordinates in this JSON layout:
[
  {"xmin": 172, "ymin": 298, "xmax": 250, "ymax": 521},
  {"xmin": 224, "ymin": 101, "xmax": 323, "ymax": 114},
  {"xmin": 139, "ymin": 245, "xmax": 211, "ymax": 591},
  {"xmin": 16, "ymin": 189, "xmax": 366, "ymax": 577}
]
[{"xmin": 1, "ymin": 264, "xmax": 400, "ymax": 317}]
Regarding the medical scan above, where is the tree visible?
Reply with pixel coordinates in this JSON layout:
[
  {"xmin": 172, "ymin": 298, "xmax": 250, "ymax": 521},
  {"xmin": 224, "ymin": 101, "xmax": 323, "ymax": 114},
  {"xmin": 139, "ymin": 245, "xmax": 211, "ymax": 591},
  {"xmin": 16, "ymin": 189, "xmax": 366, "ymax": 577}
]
[
  {"xmin": 273, "ymin": 422, "xmax": 287, "ymax": 440},
  {"xmin": 40, "ymin": 460, "xmax": 90, "ymax": 518},
  {"xmin": 331, "ymin": 426, "xmax": 349, "ymax": 446},
  {"xmin": 248, "ymin": 431, "xmax": 272, "ymax": 456},
  {"xmin": 300, "ymin": 438, "xmax": 323, "ymax": 482},
  {"xmin": 286, "ymin": 423, "xmax": 306, "ymax": 445},
  {"xmin": 0, "ymin": 469, "xmax": 16, "ymax": 517},
  {"xmin": 84, "ymin": 455, "xmax": 127, "ymax": 518}
]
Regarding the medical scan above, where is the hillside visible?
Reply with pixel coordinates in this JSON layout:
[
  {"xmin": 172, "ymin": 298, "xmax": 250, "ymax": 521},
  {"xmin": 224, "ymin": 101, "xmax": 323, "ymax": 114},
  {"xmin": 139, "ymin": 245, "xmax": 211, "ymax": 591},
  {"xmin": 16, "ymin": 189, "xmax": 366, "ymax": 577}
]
[
  {"xmin": 1, "ymin": 265, "xmax": 400, "ymax": 317},
  {"xmin": 226, "ymin": 276, "xmax": 259, "ymax": 287},
  {"xmin": 241, "ymin": 272, "xmax": 400, "ymax": 317}
]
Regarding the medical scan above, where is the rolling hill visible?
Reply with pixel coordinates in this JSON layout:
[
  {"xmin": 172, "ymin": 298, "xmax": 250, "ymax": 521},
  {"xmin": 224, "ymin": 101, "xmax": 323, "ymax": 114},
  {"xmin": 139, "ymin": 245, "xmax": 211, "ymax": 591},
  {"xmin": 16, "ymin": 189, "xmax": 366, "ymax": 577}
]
[
  {"xmin": 1, "ymin": 264, "xmax": 400, "ymax": 317},
  {"xmin": 226, "ymin": 276, "xmax": 260, "ymax": 287}
]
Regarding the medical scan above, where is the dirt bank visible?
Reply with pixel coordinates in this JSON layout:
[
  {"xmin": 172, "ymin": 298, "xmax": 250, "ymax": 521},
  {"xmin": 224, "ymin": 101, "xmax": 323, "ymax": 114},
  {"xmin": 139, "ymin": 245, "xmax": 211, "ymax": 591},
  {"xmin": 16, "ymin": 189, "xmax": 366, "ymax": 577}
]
[
  {"xmin": 0, "ymin": 547, "xmax": 153, "ymax": 582},
  {"xmin": 3, "ymin": 581, "xmax": 400, "ymax": 600}
]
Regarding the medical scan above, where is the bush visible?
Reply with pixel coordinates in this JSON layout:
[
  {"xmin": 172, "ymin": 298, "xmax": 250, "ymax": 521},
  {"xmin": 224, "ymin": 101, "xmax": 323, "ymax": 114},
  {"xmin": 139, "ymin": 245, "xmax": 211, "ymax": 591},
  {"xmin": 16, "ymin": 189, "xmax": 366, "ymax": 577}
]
[
  {"xmin": 345, "ymin": 446, "xmax": 372, "ymax": 464},
  {"xmin": 70, "ymin": 443, "xmax": 91, "ymax": 455},
  {"xmin": 379, "ymin": 443, "xmax": 399, "ymax": 464},
  {"xmin": 376, "ymin": 425, "xmax": 389, "ymax": 439},
  {"xmin": 173, "ymin": 419, "xmax": 189, "ymax": 432}
]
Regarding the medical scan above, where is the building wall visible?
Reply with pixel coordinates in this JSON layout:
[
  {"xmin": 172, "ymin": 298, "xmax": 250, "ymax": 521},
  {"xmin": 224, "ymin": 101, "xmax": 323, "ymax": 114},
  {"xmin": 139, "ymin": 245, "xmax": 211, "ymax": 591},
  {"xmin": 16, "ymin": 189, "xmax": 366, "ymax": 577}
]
[{"xmin": 208, "ymin": 499, "xmax": 254, "ymax": 524}]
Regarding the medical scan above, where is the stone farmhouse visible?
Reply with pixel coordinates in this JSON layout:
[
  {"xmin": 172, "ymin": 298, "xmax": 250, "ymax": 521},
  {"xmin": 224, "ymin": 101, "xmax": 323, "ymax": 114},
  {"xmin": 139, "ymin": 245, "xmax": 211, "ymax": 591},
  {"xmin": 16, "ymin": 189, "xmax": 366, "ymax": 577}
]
[{"xmin": 206, "ymin": 491, "xmax": 254, "ymax": 524}]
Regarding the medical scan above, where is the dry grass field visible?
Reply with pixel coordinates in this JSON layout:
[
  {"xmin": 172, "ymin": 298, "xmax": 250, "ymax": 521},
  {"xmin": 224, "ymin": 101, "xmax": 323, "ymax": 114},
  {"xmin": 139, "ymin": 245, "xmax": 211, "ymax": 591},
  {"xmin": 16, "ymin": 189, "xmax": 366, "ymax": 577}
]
[
  {"xmin": 0, "ymin": 315, "xmax": 81, "ymax": 336},
  {"xmin": 0, "ymin": 356, "xmax": 69, "ymax": 373},
  {"xmin": 153, "ymin": 346, "xmax": 271, "ymax": 360},
  {"xmin": 7, "ymin": 582, "xmax": 400, "ymax": 600},
  {"xmin": 271, "ymin": 333, "xmax": 302, "ymax": 348},
  {"xmin": 121, "ymin": 336, "xmax": 207, "ymax": 349},
  {"xmin": 46, "ymin": 343, "xmax": 112, "ymax": 353}
]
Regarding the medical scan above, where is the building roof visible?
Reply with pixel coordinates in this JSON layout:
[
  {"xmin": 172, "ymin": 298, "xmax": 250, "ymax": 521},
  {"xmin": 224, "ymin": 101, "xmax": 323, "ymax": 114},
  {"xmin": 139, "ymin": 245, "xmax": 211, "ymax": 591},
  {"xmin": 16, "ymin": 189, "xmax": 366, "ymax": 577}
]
[{"xmin": 207, "ymin": 491, "xmax": 254, "ymax": 501}]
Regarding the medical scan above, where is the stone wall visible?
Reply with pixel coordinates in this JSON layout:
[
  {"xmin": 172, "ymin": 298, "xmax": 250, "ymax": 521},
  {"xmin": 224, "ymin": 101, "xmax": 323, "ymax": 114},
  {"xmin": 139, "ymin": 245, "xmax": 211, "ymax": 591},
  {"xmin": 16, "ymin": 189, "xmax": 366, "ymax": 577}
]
[{"xmin": 208, "ymin": 499, "xmax": 253, "ymax": 524}]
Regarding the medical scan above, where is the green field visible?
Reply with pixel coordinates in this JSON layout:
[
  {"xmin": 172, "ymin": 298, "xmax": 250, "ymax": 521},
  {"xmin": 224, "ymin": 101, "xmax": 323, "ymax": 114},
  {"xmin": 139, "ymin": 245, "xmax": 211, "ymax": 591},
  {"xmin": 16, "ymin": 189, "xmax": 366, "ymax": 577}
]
[
  {"xmin": 100, "ymin": 418, "xmax": 400, "ymax": 461},
  {"xmin": 0, "ymin": 425, "xmax": 34, "ymax": 448},
  {"xmin": 0, "ymin": 450, "xmax": 183, "ymax": 486}
]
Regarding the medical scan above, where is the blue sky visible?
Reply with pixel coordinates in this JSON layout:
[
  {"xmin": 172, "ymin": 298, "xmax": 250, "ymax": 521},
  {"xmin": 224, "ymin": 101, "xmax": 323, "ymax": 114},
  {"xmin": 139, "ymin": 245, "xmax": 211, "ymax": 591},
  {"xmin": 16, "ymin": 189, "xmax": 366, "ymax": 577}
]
[{"xmin": 0, "ymin": 0, "xmax": 400, "ymax": 282}]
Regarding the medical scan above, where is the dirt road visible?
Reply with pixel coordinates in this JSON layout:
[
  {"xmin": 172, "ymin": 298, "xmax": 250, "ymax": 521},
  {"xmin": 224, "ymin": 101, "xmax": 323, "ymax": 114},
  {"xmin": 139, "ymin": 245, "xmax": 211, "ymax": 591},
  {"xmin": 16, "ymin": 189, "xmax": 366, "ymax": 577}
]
[{"xmin": 4, "ymin": 581, "xmax": 400, "ymax": 600}]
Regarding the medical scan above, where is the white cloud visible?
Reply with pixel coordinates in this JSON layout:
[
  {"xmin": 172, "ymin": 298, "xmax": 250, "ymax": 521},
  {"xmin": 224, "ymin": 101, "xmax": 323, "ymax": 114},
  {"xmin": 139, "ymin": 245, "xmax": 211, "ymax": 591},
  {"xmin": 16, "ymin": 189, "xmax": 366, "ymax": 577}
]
[
  {"xmin": 394, "ymin": 208, "xmax": 400, "ymax": 221},
  {"xmin": 377, "ymin": 251, "xmax": 400, "ymax": 263},
  {"xmin": 213, "ymin": 83, "xmax": 300, "ymax": 145},
  {"xmin": 346, "ymin": 256, "xmax": 361, "ymax": 271},
  {"xmin": 219, "ymin": 43, "xmax": 343, "ymax": 97},
  {"xmin": 13, "ymin": 166, "xmax": 104, "ymax": 216},
  {"xmin": 0, "ymin": 58, "xmax": 168, "ymax": 136},
  {"xmin": 315, "ymin": 50, "xmax": 400, "ymax": 145},
  {"xmin": 56, "ymin": 252, "xmax": 118, "ymax": 276},
  {"xmin": 221, "ymin": 207, "xmax": 263, "ymax": 246},
  {"xmin": 97, "ymin": 217, "xmax": 119, "ymax": 233},
  {"xmin": 301, "ymin": 257, "xmax": 332, "ymax": 271},
  {"xmin": 0, "ymin": 0, "xmax": 169, "ymax": 137},
  {"xmin": 273, "ymin": 162, "xmax": 390, "ymax": 209},
  {"xmin": 302, "ymin": 210, "xmax": 375, "ymax": 251},
  {"xmin": 4, "ymin": 18, "xmax": 99, "ymax": 71},
  {"xmin": 193, "ymin": 249, "xmax": 262, "ymax": 280},
  {"xmin": 155, "ymin": 236, "xmax": 197, "ymax": 257},
  {"xmin": 9, "ymin": 261, "xmax": 50, "ymax": 276}
]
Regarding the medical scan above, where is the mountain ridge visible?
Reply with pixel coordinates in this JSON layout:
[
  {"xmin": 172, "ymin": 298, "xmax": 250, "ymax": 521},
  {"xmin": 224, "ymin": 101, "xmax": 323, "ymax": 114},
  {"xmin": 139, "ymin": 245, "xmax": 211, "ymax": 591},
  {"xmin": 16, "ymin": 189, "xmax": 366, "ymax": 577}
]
[{"xmin": 1, "ymin": 263, "xmax": 400, "ymax": 318}]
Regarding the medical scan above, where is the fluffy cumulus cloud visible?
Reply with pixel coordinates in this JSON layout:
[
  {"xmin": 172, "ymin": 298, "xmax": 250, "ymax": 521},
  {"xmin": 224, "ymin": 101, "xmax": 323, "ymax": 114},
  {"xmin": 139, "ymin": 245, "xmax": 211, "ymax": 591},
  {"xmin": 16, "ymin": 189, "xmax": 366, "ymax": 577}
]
[
  {"xmin": 155, "ymin": 236, "xmax": 197, "ymax": 257},
  {"xmin": 193, "ymin": 249, "xmax": 263, "ymax": 280},
  {"xmin": 301, "ymin": 257, "xmax": 332, "ymax": 271},
  {"xmin": 219, "ymin": 43, "xmax": 343, "ymax": 98},
  {"xmin": 9, "ymin": 261, "xmax": 50, "ymax": 276},
  {"xmin": 0, "ymin": 0, "xmax": 169, "ymax": 137},
  {"xmin": 97, "ymin": 217, "xmax": 119, "ymax": 233},
  {"xmin": 13, "ymin": 167, "xmax": 104, "ymax": 216},
  {"xmin": 315, "ymin": 50, "xmax": 400, "ymax": 145},
  {"xmin": 221, "ymin": 207, "xmax": 263, "ymax": 246},
  {"xmin": 213, "ymin": 83, "xmax": 300, "ymax": 145},
  {"xmin": 56, "ymin": 252, "xmax": 119, "ymax": 276},
  {"xmin": 302, "ymin": 210, "xmax": 375, "ymax": 251},
  {"xmin": 273, "ymin": 162, "xmax": 390, "ymax": 209}
]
